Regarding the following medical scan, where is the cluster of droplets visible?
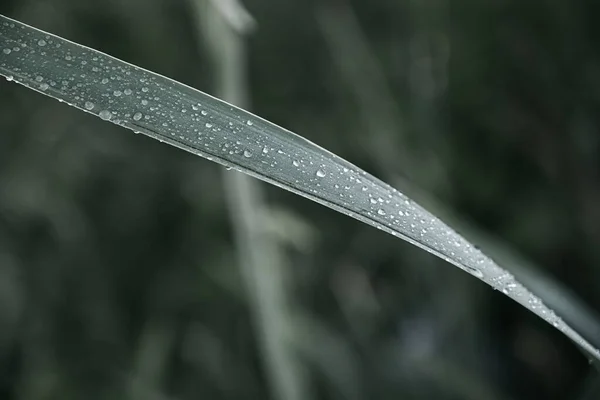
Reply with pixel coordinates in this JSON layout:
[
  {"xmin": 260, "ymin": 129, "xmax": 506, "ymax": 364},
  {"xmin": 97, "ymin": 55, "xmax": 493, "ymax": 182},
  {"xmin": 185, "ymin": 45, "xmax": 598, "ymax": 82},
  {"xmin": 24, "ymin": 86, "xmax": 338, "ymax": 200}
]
[{"xmin": 491, "ymin": 272, "xmax": 519, "ymax": 295}]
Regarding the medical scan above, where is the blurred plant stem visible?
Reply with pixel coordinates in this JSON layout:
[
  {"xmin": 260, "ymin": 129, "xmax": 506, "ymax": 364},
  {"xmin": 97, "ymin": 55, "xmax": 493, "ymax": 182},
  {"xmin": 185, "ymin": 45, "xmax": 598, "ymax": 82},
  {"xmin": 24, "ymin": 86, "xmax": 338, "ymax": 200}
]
[
  {"xmin": 315, "ymin": 0, "xmax": 449, "ymax": 192},
  {"xmin": 129, "ymin": 320, "xmax": 176, "ymax": 400},
  {"xmin": 190, "ymin": 1, "xmax": 309, "ymax": 400}
]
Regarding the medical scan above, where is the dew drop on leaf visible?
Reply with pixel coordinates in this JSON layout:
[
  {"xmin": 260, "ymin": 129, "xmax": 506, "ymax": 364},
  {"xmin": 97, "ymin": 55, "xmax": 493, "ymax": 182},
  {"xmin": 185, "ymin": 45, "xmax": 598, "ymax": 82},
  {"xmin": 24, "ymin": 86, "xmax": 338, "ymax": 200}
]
[{"xmin": 99, "ymin": 110, "xmax": 112, "ymax": 121}]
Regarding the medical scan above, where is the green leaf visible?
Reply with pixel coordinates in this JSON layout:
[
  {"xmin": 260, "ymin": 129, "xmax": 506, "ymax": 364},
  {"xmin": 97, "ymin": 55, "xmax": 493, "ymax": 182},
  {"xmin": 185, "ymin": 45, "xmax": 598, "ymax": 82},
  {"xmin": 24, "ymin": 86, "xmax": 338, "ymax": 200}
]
[{"xmin": 1, "ymin": 14, "xmax": 598, "ymax": 362}]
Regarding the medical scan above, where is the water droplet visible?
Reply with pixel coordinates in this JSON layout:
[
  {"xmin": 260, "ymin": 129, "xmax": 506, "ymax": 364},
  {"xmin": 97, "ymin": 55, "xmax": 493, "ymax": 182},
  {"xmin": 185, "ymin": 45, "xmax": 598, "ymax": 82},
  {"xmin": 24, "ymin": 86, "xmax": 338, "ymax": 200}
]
[
  {"xmin": 262, "ymin": 146, "xmax": 269, "ymax": 154},
  {"xmin": 141, "ymin": 99, "xmax": 148, "ymax": 106},
  {"xmin": 39, "ymin": 83, "xmax": 49, "ymax": 91},
  {"xmin": 316, "ymin": 169, "xmax": 326, "ymax": 178},
  {"xmin": 246, "ymin": 120, "xmax": 253, "ymax": 126},
  {"xmin": 99, "ymin": 110, "xmax": 112, "ymax": 121},
  {"xmin": 141, "ymin": 87, "xmax": 149, "ymax": 93},
  {"xmin": 133, "ymin": 112, "xmax": 143, "ymax": 121},
  {"xmin": 37, "ymin": 39, "xmax": 46, "ymax": 47},
  {"xmin": 101, "ymin": 78, "xmax": 109, "ymax": 84},
  {"xmin": 201, "ymin": 110, "xmax": 208, "ymax": 116},
  {"xmin": 377, "ymin": 209, "xmax": 386, "ymax": 216},
  {"xmin": 124, "ymin": 89, "xmax": 132, "ymax": 95},
  {"xmin": 205, "ymin": 123, "xmax": 213, "ymax": 128},
  {"xmin": 369, "ymin": 198, "xmax": 377, "ymax": 204},
  {"xmin": 84, "ymin": 101, "xmax": 95, "ymax": 110},
  {"xmin": 2, "ymin": 48, "xmax": 11, "ymax": 54},
  {"xmin": 470, "ymin": 268, "xmax": 484, "ymax": 278},
  {"xmin": 113, "ymin": 90, "xmax": 122, "ymax": 97},
  {"xmin": 293, "ymin": 160, "xmax": 300, "ymax": 167},
  {"xmin": 243, "ymin": 150, "xmax": 253, "ymax": 158}
]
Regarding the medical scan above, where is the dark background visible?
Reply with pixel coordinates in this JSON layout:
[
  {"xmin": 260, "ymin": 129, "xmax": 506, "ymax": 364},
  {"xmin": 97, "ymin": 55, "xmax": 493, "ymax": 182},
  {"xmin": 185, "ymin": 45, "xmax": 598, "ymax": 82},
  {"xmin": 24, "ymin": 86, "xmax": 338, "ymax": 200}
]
[{"xmin": 1, "ymin": 0, "xmax": 600, "ymax": 399}]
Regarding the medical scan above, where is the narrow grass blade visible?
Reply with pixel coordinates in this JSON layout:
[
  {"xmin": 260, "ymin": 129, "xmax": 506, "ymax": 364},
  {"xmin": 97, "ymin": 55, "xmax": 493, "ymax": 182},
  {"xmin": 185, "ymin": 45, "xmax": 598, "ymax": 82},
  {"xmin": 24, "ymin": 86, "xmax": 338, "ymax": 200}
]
[{"xmin": 1, "ymin": 15, "xmax": 599, "ymax": 362}]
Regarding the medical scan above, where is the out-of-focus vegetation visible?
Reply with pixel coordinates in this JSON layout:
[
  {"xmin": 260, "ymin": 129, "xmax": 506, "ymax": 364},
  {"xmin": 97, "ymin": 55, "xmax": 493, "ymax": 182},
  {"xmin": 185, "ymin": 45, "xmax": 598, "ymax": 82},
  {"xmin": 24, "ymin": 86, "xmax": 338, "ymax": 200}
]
[{"xmin": 1, "ymin": 0, "xmax": 600, "ymax": 399}]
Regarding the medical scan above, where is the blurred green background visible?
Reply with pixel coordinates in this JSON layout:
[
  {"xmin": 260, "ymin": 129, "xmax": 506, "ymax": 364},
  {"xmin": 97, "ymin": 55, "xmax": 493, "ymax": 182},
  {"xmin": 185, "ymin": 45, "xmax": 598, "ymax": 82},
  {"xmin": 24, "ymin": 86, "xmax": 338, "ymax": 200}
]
[{"xmin": 1, "ymin": 0, "xmax": 600, "ymax": 399}]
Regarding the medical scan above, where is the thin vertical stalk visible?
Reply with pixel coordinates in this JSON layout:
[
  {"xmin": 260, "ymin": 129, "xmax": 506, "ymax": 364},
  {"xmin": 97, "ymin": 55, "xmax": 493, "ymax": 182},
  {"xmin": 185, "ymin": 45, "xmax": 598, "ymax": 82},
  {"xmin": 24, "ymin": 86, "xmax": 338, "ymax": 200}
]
[
  {"xmin": 129, "ymin": 320, "xmax": 175, "ymax": 400},
  {"xmin": 189, "ymin": 1, "xmax": 309, "ymax": 400}
]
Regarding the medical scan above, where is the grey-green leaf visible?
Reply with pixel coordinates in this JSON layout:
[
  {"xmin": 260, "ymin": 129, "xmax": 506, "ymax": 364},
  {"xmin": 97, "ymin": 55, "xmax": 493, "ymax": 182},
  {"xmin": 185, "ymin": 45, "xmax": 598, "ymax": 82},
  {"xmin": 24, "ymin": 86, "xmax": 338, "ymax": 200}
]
[{"xmin": 1, "ymin": 15, "xmax": 598, "ymax": 362}]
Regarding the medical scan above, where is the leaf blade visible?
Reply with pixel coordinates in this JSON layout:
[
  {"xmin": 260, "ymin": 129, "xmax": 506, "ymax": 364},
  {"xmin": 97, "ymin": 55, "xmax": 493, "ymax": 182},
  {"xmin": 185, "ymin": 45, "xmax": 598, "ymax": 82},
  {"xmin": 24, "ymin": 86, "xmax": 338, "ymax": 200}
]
[{"xmin": 1, "ymin": 14, "xmax": 598, "ymax": 361}]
